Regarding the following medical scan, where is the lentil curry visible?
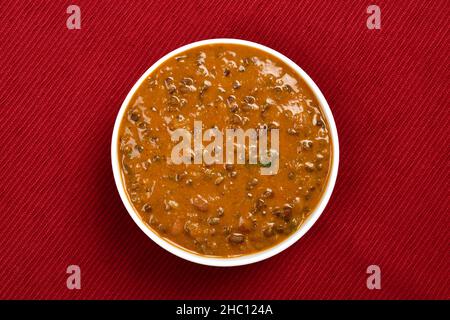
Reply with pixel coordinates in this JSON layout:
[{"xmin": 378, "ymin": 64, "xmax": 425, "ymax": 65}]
[{"xmin": 118, "ymin": 43, "xmax": 332, "ymax": 257}]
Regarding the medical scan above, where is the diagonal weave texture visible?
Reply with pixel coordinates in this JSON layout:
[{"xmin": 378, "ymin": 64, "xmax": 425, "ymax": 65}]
[{"xmin": 0, "ymin": 0, "xmax": 448, "ymax": 299}]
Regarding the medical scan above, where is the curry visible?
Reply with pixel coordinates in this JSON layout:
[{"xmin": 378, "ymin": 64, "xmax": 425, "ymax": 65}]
[{"xmin": 117, "ymin": 43, "xmax": 332, "ymax": 257}]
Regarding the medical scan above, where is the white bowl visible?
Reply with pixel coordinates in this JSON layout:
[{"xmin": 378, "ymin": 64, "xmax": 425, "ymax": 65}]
[{"xmin": 111, "ymin": 38, "xmax": 339, "ymax": 267}]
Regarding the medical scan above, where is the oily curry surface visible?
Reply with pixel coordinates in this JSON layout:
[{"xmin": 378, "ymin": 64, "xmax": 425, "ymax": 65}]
[{"xmin": 118, "ymin": 44, "xmax": 332, "ymax": 257}]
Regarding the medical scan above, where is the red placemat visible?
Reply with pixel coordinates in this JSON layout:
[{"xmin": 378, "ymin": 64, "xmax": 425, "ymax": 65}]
[{"xmin": 0, "ymin": 0, "xmax": 448, "ymax": 299}]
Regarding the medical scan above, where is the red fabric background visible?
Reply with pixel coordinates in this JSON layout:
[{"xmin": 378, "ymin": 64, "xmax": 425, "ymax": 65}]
[{"xmin": 0, "ymin": 0, "xmax": 448, "ymax": 299}]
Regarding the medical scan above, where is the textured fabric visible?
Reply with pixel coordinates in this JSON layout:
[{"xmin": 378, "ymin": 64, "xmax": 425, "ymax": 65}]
[{"xmin": 0, "ymin": 0, "xmax": 448, "ymax": 299}]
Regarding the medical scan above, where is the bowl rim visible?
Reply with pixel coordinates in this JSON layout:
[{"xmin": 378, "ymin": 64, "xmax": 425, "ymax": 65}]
[{"xmin": 111, "ymin": 38, "xmax": 339, "ymax": 267}]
